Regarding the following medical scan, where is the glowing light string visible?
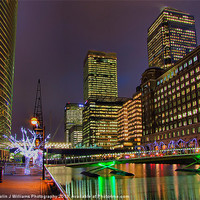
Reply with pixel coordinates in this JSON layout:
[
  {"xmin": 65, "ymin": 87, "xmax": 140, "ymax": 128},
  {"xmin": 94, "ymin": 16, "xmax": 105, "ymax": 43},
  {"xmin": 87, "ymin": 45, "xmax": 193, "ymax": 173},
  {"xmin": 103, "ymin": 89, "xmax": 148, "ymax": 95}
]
[{"xmin": 4, "ymin": 127, "xmax": 50, "ymax": 175}]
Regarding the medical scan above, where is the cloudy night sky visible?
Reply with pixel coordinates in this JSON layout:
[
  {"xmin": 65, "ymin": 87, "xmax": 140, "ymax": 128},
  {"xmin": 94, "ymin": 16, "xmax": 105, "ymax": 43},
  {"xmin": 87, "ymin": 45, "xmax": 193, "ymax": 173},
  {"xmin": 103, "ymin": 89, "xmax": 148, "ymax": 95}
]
[{"xmin": 12, "ymin": 0, "xmax": 200, "ymax": 141}]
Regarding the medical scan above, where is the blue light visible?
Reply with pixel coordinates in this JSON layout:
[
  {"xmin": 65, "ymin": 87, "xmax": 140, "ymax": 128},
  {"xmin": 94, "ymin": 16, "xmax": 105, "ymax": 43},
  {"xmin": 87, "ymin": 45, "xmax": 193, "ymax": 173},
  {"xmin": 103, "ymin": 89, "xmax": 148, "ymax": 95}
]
[{"xmin": 79, "ymin": 104, "xmax": 84, "ymax": 107}]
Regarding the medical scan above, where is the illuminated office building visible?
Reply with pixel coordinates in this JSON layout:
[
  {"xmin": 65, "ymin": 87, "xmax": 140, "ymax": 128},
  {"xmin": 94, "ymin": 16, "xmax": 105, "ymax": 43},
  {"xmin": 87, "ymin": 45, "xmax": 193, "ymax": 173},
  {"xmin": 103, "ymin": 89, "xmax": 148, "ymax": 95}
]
[
  {"xmin": 148, "ymin": 7, "xmax": 197, "ymax": 69},
  {"xmin": 141, "ymin": 45, "xmax": 200, "ymax": 145},
  {"xmin": 0, "ymin": 0, "xmax": 18, "ymax": 141},
  {"xmin": 117, "ymin": 91, "xmax": 142, "ymax": 149},
  {"xmin": 64, "ymin": 103, "xmax": 83, "ymax": 144},
  {"xmin": 69, "ymin": 125, "xmax": 82, "ymax": 148},
  {"xmin": 83, "ymin": 50, "xmax": 118, "ymax": 102},
  {"xmin": 83, "ymin": 97, "xmax": 127, "ymax": 149}
]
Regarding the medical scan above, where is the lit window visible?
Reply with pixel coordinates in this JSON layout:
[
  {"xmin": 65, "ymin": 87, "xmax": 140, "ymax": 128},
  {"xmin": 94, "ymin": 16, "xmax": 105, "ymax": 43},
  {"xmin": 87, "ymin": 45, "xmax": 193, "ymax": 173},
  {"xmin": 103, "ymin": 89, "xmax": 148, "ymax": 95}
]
[
  {"xmin": 196, "ymin": 67, "xmax": 200, "ymax": 73},
  {"xmin": 193, "ymin": 56, "xmax": 198, "ymax": 62},
  {"xmin": 191, "ymin": 78, "xmax": 195, "ymax": 83},
  {"xmin": 192, "ymin": 101, "xmax": 197, "ymax": 106},
  {"xmin": 179, "ymin": 66, "xmax": 183, "ymax": 71},
  {"xmin": 191, "ymin": 85, "xmax": 195, "ymax": 90},
  {"xmin": 193, "ymin": 109, "xmax": 197, "ymax": 114},
  {"xmin": 180, "ymin": 76, "xmax": 184, "ymax": 81},
  {"xmin": 184, "ymin": 63, "xmax": 187, "ymax": 68},
  {"xmin": 188, "ymin": 119, "xmax": 192, "ymax": 124},
  {"xmin": 188, "ymin": 59, "xmax": 192, "ymax": 65},
  {"xmin": 190, "ymin": 70, "xmax": 194, "ymax": 76},
  {"xmin": 187, "ymin": 103, "xmax": 191, "ymax": 108}
]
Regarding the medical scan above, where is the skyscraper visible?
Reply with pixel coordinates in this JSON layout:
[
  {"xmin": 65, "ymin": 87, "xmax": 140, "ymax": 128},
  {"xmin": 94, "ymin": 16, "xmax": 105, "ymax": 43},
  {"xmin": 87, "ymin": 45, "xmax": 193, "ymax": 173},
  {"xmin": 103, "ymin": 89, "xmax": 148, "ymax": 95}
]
[
  {"xmin": 0, "ymin": 0, "xmax": 18, "ymax": 141},
  {"xmin": 64, "ymin": 103, "xmax": 83, "ymax": 144},
  {"xmin": 83, "ymin": 50, "xmax": 118, "ymax": 102},
  {"xmin": 83, "ymin": 97, "xmax": 127, "ymax": 149},
  {"xmin": 147, "ymin": 7, "xmax": 197, "ymax": 69},
  {"xmin": 83, "ymin": 50, "xmax": 121, "ymax": 149}
]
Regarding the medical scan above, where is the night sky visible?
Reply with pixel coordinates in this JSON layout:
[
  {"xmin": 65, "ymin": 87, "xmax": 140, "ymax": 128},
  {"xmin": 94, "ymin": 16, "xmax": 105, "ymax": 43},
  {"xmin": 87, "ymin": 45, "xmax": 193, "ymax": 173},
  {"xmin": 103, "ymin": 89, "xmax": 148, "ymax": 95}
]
[{"xmin": 12, "ymin": 0, "xmax": 200, "ymax": 141}]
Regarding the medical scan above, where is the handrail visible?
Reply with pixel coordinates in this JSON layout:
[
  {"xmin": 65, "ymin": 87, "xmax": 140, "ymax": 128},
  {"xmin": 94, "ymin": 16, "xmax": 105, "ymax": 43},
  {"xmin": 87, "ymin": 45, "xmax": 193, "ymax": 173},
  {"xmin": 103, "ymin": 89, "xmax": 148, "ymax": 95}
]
[{"xmin": 45, "ymin": 165, "xmax": 71, "ymax": 200}]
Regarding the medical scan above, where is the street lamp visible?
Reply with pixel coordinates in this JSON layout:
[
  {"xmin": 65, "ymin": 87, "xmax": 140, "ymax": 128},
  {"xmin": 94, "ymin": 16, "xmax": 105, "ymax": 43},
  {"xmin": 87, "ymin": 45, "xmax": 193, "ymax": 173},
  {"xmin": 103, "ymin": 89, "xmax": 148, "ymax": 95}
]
[
  {"xmin": 30, "ymin": 117, "xmax": 45, "ymax": 180},
  {"xmin": 31, "ymin": 117, "xmax": 38, "ymax": 126}
]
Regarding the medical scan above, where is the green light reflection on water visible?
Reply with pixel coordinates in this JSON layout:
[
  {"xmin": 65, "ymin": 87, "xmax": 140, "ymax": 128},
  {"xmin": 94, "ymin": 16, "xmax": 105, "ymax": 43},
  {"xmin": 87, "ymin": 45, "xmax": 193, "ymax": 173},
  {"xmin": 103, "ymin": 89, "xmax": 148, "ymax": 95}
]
[
  {"xmin": 98, "ymin": 176, "xmax": 103, "ymax": 196},
  {"xmin": 110, "ymin": 176, "xmax": 116, "ymax": 199}
]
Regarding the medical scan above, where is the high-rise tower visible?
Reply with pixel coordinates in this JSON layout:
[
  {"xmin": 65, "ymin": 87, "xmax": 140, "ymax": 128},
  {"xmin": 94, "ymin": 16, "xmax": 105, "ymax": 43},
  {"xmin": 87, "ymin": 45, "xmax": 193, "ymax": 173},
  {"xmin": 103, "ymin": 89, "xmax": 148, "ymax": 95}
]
[
  {"xmin": 64, "ymin": 103, "xmax": 83, "ymax": 144},
  {"xmin": 83, "ymin": 50, "xmax": 118, "ymax": 102},
  {"xmin": 147, "ymin": 7, "xmax": 197, "ymax": 69},
  {"xmin": 0, "ymin": 0, "xmax": 18, "ymax": 140},
  {"xmin": 83, "ymin": 50, "xmax": 120, "ymax": 149}
]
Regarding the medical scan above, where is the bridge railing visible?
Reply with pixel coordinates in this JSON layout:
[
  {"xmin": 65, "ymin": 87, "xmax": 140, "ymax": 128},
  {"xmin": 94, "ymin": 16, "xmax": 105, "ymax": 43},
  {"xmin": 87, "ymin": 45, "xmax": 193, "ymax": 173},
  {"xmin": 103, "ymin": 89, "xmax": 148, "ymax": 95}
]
[{"xmin": 45, "ymin": 147, "xmax": 200, "ymax": 165}]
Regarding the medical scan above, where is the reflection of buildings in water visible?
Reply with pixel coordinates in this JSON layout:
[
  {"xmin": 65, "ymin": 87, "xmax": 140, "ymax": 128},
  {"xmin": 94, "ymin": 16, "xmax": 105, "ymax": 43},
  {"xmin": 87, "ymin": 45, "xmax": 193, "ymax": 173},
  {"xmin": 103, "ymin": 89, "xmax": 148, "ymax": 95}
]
[
  {"xmin": 49, "ymin": 165, "xmax": 200, "ymax": 199},
  {"xmin": 173, "ymin": 164, "xmax": 179, "ymax": 200},
  {"xmin": 48, "ymin": 166, "xmax": 72, "ymax": 186},
  {"xmin": 65, "ymin": 175, "xmax": 133, "ymax": 199}
]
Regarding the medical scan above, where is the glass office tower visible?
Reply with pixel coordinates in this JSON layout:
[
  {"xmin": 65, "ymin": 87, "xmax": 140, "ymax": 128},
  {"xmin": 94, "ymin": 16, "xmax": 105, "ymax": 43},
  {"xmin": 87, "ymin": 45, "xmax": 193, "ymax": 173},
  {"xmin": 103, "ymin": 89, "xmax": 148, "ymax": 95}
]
[
  {"xmin": 83, "ymin": 97, "xmax": 127, "ymax": 149},
  {"xmin": 83, "ymin": 50, "xmax": 118, "ymax": 102},
  {"xmin": 64, "ymin": 103, "xmax": 83, "ymax": 144},
  {"xmin": 147, "ymin": 7, "xmax": 197, "ymax": 69},
  {"xmin": 0, "ymin": 0, "xmax": 18, "ymax": 140}
]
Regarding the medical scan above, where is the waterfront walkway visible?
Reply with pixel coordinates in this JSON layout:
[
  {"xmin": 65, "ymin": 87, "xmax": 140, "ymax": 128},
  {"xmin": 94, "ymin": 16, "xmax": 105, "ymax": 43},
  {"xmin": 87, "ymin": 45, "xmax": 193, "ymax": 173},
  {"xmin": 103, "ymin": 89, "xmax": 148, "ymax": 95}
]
[{"xmin": 0, "ymin": 175, "xmax": 59, "ymax": 200}]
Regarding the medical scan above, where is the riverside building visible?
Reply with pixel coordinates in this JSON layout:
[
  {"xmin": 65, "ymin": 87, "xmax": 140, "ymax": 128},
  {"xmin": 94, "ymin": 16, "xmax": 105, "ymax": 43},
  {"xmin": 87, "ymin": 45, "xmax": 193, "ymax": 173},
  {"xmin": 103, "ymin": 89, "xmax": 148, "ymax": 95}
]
[
  {"xmin": 117, "ymin": 91, "xmax": 142, "ymax": 149},
  {"xmin": 0, "ymin": 0, "xmax": 18, "ymax": 141},
  {"xmin": 141, "ymin": 45, "xmax": 200, "ymax": 146},
  {"xmin": 147, "ymin": 7, "xmax": 197, "ymax": 69},
  {"xmin": 83, "ymin": 97, "xmax": 128, "ymax": 149}
]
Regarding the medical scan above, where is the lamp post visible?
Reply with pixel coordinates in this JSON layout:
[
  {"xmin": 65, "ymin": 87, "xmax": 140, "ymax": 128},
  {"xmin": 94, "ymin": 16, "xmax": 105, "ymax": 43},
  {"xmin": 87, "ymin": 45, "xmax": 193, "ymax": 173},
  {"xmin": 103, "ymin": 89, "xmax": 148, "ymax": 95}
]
[{"xmin": 31, "ymin": 117, "xmax": 45, "ymax": 180}]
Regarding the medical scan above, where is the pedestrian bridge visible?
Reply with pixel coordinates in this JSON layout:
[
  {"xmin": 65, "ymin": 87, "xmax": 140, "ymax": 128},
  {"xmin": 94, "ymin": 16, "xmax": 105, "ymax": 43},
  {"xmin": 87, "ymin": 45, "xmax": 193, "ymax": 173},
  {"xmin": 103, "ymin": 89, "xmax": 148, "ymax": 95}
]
[{"xmin": 46, "ymin": 147, "xmax": 200, "ymax": 167}]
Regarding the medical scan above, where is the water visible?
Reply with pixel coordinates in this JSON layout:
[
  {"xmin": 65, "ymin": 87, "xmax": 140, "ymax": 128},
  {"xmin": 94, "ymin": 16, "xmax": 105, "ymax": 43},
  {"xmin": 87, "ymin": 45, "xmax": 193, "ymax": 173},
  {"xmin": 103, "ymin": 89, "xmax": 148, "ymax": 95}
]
[{"xmin": 48, "ymin": 163, "xmax": 200, "ymax": 200}]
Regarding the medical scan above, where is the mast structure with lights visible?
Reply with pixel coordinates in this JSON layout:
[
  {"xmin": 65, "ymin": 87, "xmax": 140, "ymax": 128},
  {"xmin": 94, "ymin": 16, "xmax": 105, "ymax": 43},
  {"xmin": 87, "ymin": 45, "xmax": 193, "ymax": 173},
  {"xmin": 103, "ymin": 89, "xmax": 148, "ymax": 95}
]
[
  {"xmin": 33, "ymin": 79, "xmax": 43, "ymax": 129},
  {"xmin": 32, "ymin": 79, "xmax": 45, "ymax": 179}
]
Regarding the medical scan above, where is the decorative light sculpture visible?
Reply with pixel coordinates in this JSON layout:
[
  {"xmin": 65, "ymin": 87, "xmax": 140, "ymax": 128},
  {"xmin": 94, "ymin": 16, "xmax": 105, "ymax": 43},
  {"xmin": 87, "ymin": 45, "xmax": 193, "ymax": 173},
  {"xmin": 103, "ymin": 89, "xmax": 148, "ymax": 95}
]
[{"xmin": 4, "ymin": 127, "xmax": 50, "ymax": 175}]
